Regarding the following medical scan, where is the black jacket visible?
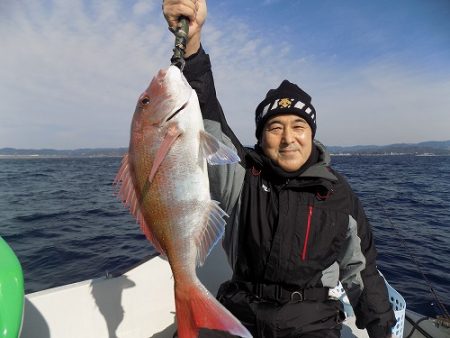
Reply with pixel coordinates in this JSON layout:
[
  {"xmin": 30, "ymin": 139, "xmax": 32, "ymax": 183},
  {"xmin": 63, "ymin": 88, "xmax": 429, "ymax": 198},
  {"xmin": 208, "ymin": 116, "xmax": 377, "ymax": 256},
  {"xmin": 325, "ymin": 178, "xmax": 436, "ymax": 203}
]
[{"xmin": 184, "ymin": 46, "xmax": 396, "ymax": 338}]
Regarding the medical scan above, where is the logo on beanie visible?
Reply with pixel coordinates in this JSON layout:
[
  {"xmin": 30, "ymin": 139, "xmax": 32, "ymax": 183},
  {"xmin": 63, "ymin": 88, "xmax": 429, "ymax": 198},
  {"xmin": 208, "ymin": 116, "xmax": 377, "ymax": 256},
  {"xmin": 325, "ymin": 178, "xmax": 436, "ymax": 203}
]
[{"xmin": 278, "ymin": 98, "xmax": 293, "ymax": 109}]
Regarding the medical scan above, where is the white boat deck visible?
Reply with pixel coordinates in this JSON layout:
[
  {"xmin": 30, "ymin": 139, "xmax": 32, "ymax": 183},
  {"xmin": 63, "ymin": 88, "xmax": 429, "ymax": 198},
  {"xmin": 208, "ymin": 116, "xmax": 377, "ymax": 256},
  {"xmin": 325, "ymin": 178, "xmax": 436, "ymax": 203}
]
[{"xmin": 21, "ymin": 246, "xmax": 449, "ymax": 338}]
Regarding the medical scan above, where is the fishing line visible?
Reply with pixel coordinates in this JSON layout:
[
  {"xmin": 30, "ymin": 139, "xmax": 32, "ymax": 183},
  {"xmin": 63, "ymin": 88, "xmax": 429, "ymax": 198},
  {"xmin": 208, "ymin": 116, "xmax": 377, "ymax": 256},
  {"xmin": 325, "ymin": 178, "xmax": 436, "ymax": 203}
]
[{"xmin": 377, "ymin": 199, "xmax": 450, "ymax": 320}]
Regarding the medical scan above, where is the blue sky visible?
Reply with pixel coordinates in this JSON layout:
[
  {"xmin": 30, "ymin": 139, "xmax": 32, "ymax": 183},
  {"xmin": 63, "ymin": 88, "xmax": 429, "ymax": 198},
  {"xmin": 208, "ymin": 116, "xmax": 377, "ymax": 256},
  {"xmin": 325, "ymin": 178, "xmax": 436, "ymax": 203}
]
[{"xmin": 1, "ymin": 0, "xmax": 449, "ymax": 149}]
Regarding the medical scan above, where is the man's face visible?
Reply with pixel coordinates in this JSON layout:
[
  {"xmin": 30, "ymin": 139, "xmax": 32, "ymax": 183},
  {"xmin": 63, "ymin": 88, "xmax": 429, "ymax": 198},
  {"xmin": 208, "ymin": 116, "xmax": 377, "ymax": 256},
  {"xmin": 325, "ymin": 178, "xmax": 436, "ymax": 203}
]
[{"xmin": 260, "ymin": 114, "xmax": 313, "ymax": 172}]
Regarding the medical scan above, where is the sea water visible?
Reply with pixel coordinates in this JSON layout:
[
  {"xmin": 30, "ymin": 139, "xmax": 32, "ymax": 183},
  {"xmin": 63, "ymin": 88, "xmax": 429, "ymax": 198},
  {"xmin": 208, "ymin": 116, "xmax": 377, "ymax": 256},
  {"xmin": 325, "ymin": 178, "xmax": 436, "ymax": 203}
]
[{"xmin": 0, "ymin": 155, "xmax": 449, "ymax": 318}]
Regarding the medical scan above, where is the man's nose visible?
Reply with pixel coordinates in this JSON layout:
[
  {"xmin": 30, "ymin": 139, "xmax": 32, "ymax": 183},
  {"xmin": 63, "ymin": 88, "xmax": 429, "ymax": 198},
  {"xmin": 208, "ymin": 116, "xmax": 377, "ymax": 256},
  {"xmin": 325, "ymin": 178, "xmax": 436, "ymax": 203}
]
[{"xmin": 282, "ymin": 127, "xmax": 295, "ymax": 143}]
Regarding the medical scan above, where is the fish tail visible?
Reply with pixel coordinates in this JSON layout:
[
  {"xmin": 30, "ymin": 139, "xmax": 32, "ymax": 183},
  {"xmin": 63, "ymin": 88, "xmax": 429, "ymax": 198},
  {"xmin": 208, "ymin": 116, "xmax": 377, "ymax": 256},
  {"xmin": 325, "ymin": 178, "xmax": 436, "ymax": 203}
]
[{"xmin": 175, "ymin": 282, "xmax": 252, "ymax": 338}]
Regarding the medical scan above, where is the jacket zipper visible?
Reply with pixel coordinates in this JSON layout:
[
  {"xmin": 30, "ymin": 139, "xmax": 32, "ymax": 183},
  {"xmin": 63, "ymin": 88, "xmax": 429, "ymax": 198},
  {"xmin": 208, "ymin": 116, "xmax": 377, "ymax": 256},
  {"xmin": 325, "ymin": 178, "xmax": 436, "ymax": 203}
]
[{"xmin": 301, "ymin": 205, "xmax": 313, "ymax": 261}]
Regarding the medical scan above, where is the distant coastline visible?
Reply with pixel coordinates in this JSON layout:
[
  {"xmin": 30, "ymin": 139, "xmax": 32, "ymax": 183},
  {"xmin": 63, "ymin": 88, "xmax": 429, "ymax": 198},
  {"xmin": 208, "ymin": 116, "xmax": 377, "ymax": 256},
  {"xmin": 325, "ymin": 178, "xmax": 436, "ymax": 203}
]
[
  {"xmin": 327, "ymin": 140, "xmax": 450, "ymax": 156},
  {"xmin": 1, "ymin": 140, "xmax": 450, "ymax": 158},
  {"xmin": 0, "ymin": 148, "xmax": 128, "ymax": 159}
]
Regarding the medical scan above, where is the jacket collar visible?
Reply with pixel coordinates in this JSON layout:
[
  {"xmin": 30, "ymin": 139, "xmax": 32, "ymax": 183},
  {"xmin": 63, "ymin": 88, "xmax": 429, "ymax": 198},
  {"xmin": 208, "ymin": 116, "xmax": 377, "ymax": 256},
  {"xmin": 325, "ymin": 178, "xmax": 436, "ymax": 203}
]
[{"xmin": 300, "ymin": 140, "xmax": 337, "ymax": 182}]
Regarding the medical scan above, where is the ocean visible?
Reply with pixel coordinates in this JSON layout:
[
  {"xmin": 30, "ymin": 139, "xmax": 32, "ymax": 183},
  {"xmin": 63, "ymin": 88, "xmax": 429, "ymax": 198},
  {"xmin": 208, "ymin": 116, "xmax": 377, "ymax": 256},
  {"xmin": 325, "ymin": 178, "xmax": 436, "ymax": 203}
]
[{"xmin": 0, "ymin": 155, "xmax": 449, "ymax": 319}]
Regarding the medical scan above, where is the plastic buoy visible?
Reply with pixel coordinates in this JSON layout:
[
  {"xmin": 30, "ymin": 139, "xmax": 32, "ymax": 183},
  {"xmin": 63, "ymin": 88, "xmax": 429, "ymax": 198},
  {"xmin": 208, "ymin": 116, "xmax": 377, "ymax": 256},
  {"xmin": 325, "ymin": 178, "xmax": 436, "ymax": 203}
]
[{"xmin": 0, "ymin": 236, "xmax": 24, "ymax": 338}]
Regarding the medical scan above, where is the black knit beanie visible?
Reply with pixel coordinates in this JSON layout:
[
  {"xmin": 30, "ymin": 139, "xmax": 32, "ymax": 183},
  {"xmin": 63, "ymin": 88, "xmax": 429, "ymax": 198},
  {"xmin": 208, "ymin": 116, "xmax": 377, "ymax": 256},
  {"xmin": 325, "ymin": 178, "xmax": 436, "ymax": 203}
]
[{"xmin": 255, "ymin": 80, "xmax": 317, "ymax": 139}]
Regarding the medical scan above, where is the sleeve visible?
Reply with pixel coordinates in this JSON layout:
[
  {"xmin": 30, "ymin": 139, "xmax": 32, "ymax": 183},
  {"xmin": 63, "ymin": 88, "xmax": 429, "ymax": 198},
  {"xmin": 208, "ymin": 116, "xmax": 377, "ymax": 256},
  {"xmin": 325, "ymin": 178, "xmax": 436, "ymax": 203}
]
[
  {"xmin": 182, "ymin": 47, "xmax": 249, "ymax": 267},
  {"xmin": 182, "ymin": 46, "xmax": 247, "ymax": 215},
  {"xmin": 338, "ymin": 187, "xmax": 397, "ymax": 338}
]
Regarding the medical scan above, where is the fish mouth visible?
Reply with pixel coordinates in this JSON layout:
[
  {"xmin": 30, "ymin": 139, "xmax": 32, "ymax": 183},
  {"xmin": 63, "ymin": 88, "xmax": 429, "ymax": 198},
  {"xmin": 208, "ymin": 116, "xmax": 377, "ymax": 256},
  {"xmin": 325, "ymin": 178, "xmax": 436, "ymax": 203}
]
[
  {"xmin": 165, "ymin": 90, "xmax": 192, "ymax": 123},
  {"xmin": 165, "ymin": 101, "xmax": 188, "ymax": 122}
]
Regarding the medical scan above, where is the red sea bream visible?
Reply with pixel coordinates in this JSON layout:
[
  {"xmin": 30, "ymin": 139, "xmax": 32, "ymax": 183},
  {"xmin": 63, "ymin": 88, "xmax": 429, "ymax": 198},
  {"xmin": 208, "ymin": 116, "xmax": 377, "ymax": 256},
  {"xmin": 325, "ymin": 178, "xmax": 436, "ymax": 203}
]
[{"xmin": 114, "ymin": 65, "xmax": 251, "ymax": 338}]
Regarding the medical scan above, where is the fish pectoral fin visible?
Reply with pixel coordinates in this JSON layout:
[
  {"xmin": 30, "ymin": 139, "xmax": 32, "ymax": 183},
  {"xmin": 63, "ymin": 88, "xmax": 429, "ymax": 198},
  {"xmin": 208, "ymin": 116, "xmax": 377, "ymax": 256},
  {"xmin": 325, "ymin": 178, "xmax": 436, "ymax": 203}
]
[
  {"xmin": 148, "ymin": 123, "xmax": 182, "ymax": 183},
  {"xmin": 199, "ymin": 131, "xmax": 240, "ymax": 165},
  {"xmin": 196, "ymin": 200, "xmax": 228, "ymax": 266}
]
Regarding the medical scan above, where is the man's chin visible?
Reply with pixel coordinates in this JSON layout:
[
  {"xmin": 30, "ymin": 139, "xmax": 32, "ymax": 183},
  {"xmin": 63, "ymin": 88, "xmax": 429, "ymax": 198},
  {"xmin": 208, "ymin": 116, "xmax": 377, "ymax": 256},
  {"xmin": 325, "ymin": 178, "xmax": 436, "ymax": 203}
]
[{"xmin": 277, "ymin": 160, "xmax": 303, "ymax": 172}]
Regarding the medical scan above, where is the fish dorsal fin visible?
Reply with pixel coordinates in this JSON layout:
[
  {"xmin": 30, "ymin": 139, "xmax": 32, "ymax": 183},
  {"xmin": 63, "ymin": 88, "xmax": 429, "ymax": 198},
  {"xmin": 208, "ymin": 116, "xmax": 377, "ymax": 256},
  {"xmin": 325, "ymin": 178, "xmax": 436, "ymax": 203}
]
[
  {"xmin": 199, "ymin": 131, "xmax": 240, "ymax": 165},
  {"xmin": 114, "ymin": 153, "xmax": 166, "ymax": 257},
  {"xmin": 196, "ymin": 200, "xmax": 228, "ymax": 266}
]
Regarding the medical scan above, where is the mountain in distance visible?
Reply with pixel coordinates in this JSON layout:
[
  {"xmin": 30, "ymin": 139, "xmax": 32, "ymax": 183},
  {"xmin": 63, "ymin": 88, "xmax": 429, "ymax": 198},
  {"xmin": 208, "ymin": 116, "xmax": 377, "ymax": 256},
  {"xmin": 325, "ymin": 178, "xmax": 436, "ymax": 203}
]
[
  {"xmin": 1, "ymin": 140, "xmax": 450, "ymax": 157},
  {"xmin": 327, "ymin": 140, "xmax": 450, "ymax": 155}
]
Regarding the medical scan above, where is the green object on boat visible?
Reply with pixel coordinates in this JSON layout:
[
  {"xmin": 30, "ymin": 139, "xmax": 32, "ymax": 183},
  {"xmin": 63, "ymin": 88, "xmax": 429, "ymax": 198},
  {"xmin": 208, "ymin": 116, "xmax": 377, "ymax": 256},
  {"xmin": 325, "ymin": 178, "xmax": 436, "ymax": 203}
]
[{"xmin": 0, "ymin": 236, "xmax": 24, "ymax": 338}]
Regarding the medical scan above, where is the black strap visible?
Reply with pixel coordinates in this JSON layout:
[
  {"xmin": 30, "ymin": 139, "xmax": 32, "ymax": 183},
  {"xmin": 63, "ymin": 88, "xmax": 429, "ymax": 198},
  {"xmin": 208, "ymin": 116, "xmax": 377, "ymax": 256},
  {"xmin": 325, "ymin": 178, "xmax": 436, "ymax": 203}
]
[{"xmin": 239, "ymin": 281, "xmax": 329, "ymax": 303}]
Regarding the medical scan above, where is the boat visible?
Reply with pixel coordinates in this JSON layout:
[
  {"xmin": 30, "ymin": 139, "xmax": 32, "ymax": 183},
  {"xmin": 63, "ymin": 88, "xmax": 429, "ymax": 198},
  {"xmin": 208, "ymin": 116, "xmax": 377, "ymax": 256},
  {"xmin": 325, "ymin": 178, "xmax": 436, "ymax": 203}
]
[{"xmin": 17, "ymin": 244, "xmax": 450, "ymax": 338}]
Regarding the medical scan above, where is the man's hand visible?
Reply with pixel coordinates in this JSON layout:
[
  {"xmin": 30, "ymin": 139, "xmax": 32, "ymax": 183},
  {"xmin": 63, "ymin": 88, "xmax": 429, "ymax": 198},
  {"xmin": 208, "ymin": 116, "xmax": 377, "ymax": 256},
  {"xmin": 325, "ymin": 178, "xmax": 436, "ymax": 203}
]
[{"xmin": 163, "ymin": 0, "xmax": 207, "ymax": 57}]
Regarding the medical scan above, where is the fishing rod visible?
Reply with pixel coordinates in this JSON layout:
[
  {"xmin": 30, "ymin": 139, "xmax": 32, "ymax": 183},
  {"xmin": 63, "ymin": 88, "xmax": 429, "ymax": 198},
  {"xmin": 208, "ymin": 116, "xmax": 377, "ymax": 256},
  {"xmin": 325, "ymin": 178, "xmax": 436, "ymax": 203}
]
[
  {"xmin": 170, "ymin": 16, "xmax": 189, "ymax": 71},
  {"xmin": 378, "ymin": 199, "xmax": 450, "ymax": 323}
]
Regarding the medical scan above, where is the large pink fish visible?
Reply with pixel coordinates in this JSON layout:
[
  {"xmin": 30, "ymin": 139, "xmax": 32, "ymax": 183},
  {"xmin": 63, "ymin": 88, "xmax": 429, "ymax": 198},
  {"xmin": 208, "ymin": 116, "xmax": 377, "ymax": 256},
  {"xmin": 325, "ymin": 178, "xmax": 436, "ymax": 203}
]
[{"xmin": 114, "ymin": 65, "xmax": 251, "ymax": 338}]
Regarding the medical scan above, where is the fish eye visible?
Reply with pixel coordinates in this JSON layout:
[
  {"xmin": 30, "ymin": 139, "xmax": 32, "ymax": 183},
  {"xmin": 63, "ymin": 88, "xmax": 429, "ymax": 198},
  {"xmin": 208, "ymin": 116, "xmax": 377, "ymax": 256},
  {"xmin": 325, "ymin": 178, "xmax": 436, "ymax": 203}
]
[{"xmin": 141, "ymin": 97, "xmax": 150, "ymax": 105}]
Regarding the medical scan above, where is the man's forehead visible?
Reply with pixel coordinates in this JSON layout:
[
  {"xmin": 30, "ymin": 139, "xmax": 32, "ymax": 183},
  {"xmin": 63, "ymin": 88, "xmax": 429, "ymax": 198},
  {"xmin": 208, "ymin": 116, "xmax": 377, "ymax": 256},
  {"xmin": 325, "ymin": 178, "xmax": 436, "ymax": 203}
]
[{"xmin": 266, "ymin": 114, "xmax": 307, "ymax": 124}]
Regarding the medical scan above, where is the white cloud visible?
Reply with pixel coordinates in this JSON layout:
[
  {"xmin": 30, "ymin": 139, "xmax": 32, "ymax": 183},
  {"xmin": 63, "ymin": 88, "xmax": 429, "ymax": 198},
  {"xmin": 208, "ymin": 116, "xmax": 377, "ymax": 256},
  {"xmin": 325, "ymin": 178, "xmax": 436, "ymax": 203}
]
[
  {"xmin": 0, "ymin": 0, "xmax": 172, "ymax": 148},
  {"xmin": 132, "ymin": 0, "xmax": 154, "ymax": 16},
  {"xmin": 314, "ymin": 61, "xmax": 450, "ymax": 146},
  {"xmin": 201, "ymin": 13, "xmax": 450, "ymax": 146},
  {"xmin": 0, "ymin": 0, "xmax": 449, "ymax": 149},
  {"xmin": 262, "ymin": 0, "xmax": 284, "ymax": 5}
]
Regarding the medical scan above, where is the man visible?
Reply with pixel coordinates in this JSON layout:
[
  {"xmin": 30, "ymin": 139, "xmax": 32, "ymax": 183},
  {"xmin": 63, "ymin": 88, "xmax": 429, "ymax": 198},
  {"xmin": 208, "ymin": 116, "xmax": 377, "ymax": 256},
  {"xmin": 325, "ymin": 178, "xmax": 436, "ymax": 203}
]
[{"xmin": 164, "ymin": 1, "xmax": 396, "ymax": 337}]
